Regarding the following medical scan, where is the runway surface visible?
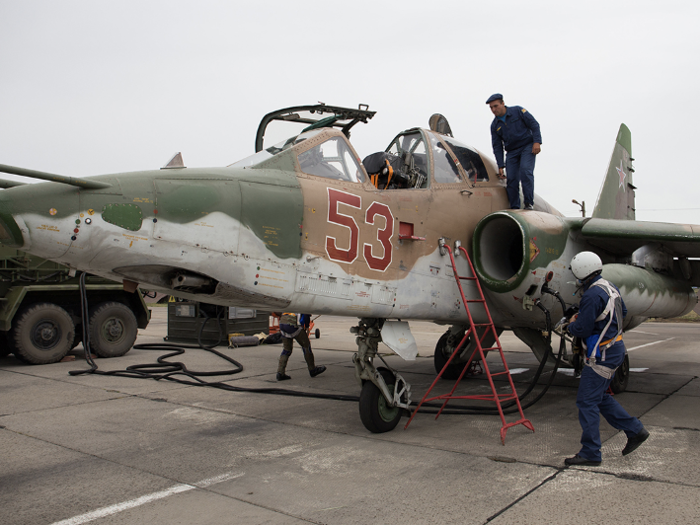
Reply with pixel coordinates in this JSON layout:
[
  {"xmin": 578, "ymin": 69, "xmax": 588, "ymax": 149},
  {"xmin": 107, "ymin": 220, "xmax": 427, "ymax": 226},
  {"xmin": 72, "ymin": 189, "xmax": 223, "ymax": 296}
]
[{"xmin": 2, "ymin": 308, "xmax": 700, "ymax": 524}]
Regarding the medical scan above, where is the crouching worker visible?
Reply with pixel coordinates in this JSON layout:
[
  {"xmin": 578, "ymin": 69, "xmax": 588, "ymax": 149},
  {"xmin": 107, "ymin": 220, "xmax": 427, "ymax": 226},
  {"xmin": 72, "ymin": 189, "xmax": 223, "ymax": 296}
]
[
  {"xmin": 564, "ymin": 252, "xmax": 649, "ymax": 466},
  {"xmin": 276, "ymin": 312, "xmax": 326, "ymax": 381}
]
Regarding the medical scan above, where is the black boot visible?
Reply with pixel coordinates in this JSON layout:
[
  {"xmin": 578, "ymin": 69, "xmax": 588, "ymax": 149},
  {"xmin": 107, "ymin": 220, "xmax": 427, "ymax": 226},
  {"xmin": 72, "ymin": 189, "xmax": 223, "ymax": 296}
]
[
  {"xmin": 277, "ymin": 353, "xmax": 290, "ymax": 381},
  {"xmin": 309, "ymin": 365, "xmax": 326, "ymax": 378},
  {"xmin": 564, "ymin": 454, "xmax": 601, "ymax": 466},
  {"xmin": 622, "ymin": 428, "xmax": 650, "ymax": 456}
]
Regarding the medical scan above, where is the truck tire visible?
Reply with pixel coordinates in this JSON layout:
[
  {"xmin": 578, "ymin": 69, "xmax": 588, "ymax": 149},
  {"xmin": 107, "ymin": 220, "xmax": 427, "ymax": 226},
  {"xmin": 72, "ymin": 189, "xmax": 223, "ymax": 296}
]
[
  {"xmin": 89, "ymin": 302, "xmax": 138, "ymax": 358},
  {"xmin": 12, "ymin": 303, "xmax": 75, "ymax": 364}
]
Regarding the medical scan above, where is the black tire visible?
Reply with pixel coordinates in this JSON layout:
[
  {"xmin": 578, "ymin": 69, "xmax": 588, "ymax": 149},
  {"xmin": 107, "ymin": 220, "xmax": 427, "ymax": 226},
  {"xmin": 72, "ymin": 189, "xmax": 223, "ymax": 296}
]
[
  {"xmin": 315, "ymin": 328, "xmax": 320, "ymax": 339},
  {"xmin": 434, "ymin": 332, "xmax": 468, "ymax": 380},
  {"xmin": 359, "ymin": 367, "xmax": 402, "ymax": 433},
  {"xmin": 89, "ymin": 302, "xmax": 138, "ymax": 358},
  {"xmin": 12, "ymin": 303, "xmax": 75, "ymax": 364},
  {"xmin": 610, "ymin": 353, "xmax": 630, "ymax": 394}
]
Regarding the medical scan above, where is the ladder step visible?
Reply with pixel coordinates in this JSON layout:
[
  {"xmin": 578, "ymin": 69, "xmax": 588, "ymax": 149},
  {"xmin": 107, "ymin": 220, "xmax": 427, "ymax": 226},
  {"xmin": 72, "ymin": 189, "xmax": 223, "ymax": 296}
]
[
  {"xmin": 465, "ymin": 299, "xmax": 485, "ymax": 303},
  {"xmin": 490, "ymin": 371, "xmax": 511, "ymax": 377}
]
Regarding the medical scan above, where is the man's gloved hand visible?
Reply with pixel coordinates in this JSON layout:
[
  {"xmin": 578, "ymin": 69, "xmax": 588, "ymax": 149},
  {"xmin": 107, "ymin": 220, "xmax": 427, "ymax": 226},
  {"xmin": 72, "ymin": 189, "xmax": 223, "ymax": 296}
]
[
  {"xmin": 555, "ymin": 316, "xmax": 568, "ymax": 330},
  {"xmin": 564, "ymin": 305, "xmax": 579, "ymax": 318}
]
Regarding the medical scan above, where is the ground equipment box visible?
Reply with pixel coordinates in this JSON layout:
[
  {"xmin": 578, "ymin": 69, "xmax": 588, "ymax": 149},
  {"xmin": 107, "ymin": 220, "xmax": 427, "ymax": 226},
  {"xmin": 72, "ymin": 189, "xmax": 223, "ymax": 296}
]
[{"xmin": 166, "ymin": 301, "xmax": 269, "ymax": 345}]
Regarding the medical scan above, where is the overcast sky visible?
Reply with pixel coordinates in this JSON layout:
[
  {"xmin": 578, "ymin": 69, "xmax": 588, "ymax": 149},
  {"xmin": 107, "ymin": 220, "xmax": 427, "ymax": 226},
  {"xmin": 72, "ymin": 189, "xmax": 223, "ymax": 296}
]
[{"xmin": 2, "ymin": 0, "xmax": 698, "ymax": 222}]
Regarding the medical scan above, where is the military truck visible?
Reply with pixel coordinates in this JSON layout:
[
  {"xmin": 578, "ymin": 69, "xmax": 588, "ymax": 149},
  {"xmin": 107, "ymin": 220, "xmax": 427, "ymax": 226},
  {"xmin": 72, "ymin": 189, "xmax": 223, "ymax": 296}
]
[{"xmin": 0, "ymin": 247, "xmax": 149, "ymax": 364}]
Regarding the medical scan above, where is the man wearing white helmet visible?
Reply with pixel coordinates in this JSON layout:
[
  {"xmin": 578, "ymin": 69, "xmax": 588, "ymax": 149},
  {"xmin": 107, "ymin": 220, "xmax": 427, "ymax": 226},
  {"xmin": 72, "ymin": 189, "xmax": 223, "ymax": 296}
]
[{"xmin": 564, "ymin": 251, "xmax": 649, "ymax": 466}]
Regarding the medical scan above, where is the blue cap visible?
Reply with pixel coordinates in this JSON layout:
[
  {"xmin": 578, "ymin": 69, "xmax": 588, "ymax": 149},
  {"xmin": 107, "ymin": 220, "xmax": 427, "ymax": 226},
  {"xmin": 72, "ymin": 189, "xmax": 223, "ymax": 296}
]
[{"xmin": 486, "ymin": 93, "xmax": 503, "ymax": 104}]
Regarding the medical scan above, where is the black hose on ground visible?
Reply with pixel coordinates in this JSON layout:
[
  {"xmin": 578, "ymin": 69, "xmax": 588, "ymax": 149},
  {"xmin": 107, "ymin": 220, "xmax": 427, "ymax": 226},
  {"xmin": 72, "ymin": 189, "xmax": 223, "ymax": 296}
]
[
  {"xmin": 69, "ymin": 272, "xmax": 97, "ymax": 376},
  {"xmin": 68, "ymin": 274, "xmax": 569, "ymax": 414},
  {"xmin": 69, "ymin": 282, "xmax": 359, "ymax": 401}
]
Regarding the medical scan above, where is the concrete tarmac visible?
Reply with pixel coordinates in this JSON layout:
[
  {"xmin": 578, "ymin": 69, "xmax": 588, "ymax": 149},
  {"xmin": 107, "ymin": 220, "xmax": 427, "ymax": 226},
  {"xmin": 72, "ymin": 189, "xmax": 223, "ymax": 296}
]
[{"xmin": 2, "ymin": 308, "xmax": 700, "ymax": 525}]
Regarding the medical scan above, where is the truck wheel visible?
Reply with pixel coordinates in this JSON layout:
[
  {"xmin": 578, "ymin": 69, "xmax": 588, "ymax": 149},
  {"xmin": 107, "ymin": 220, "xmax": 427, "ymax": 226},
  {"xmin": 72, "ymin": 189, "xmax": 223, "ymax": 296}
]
[
  {"xmin": 12, "ymin": 303, "xmax": 75, "ymax": 364},
  {"xmin": 89, "ymin": 302, "xmax": 137, "ymax": 358}
]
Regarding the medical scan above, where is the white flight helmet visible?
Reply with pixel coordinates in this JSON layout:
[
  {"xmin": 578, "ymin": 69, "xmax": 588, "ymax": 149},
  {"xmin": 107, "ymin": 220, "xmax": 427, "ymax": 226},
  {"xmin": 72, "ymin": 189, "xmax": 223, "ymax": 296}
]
[{"xmin": 570, "ymin": 251, "xmax": 603, "ymax": 281}]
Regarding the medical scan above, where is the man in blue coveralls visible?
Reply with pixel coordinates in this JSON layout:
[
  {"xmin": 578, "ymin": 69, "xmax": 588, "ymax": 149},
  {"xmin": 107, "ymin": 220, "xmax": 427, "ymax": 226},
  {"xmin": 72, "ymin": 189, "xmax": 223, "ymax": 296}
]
[
  {"xmin": 487, "ymin": 94, "xmax": 541, "ymax": 210},
  {"xmin": 564, "ymin": 252, "xmax": 650, "ymax": 466}
]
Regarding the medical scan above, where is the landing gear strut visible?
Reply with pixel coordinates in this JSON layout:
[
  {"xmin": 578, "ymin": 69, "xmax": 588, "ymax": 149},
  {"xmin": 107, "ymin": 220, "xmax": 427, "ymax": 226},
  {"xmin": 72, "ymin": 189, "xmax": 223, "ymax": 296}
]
[{"xmin": 352, "ymin": 318, "xmax": 411, "ymax": 433}]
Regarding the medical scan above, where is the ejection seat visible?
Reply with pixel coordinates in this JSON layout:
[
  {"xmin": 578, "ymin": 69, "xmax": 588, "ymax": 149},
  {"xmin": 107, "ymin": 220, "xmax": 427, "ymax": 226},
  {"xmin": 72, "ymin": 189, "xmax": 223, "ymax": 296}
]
[{"xmin": 363, "ymin": 151, "xmax": 425, "ymax": 190}]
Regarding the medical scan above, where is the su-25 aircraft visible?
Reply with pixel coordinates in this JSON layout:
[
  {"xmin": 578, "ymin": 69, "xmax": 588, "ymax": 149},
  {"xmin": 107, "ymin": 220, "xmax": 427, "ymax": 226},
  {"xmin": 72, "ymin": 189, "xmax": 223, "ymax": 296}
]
[{"xmin": 1, "ymin": 103, "xmax": 699, "ymax": 433}]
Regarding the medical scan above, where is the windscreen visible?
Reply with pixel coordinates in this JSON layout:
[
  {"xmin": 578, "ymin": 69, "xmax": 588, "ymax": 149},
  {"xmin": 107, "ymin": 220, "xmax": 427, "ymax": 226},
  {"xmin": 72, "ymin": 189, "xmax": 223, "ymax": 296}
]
[
  {"xmin": 229, "ymin": 130, "xmax": 324, "ymax": 168},
  {"xmin": 297, "ymin": 137, "xmax": 364, "ymax": 183}
]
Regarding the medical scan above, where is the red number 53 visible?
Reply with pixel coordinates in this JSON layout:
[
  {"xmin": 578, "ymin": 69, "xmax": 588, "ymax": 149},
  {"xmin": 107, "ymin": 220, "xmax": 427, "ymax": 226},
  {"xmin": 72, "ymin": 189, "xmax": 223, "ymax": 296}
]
[{"xmin": 325, "ymin": 188, "xmax": 394, "ymax": 272}]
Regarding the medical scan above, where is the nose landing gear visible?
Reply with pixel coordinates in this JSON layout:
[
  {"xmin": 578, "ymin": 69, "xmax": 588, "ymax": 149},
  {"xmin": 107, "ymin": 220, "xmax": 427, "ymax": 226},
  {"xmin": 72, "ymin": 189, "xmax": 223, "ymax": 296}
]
[{"xmin": 352, "ymin": 318, "xmax": 411, "ymax": 433}]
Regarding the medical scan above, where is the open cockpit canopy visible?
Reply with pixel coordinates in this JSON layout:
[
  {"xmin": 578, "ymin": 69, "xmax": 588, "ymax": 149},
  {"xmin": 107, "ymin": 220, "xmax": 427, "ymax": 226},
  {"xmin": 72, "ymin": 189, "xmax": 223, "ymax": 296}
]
[
  {"xmin": 254, "ymin": 103, "xmax": 375, "ymax": 153},
  {"xmin": 234, "ymin": 103, "xmax": 490, "ymax": 190}
]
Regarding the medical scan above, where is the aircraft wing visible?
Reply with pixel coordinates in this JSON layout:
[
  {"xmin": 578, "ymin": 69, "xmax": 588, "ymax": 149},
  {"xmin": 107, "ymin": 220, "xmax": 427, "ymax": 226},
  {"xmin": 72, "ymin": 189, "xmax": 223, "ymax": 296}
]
[{"xmin": 577, "ymin": 218, "xmax": 700, "ymax": 257}]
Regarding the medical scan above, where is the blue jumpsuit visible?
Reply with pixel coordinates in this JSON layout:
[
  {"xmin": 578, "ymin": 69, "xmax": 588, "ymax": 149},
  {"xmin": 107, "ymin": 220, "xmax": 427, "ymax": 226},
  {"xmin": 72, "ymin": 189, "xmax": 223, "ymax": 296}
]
[
  {"xmin": 490, "ymin": 106, "xmax": 542, "ymax": 209},
  {"xmin": 568, "ymin": 275, "xmax": 644, "ymax": 461}
]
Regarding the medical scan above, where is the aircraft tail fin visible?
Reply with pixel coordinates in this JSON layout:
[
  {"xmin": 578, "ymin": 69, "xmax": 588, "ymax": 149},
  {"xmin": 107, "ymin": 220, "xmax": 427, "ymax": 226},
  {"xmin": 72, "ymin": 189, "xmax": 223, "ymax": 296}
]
[{"xmin": 591, "ymin": 124, "xmax": 636, "ymax": 220}]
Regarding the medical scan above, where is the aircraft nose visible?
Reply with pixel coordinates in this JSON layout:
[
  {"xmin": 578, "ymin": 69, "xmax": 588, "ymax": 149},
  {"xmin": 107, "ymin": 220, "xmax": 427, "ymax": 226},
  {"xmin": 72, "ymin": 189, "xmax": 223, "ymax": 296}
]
[{"xmin": 0, "ymin": 196, "xmax": 24, "ymax": 248}]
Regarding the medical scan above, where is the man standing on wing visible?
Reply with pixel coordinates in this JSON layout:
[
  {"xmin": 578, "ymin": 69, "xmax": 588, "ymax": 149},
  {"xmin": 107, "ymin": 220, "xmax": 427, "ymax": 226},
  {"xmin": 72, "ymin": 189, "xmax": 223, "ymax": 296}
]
[{"xmin": 487, "ymin": 93, "xmax": 541, "ymax": 210}]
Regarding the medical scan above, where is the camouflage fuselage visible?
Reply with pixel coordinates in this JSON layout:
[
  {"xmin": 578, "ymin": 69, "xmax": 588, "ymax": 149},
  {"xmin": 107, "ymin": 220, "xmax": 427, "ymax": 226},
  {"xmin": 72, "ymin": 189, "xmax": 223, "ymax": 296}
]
[{"xmin": 0, "ymin": 128, "xmax": 695, "ymax": 335}]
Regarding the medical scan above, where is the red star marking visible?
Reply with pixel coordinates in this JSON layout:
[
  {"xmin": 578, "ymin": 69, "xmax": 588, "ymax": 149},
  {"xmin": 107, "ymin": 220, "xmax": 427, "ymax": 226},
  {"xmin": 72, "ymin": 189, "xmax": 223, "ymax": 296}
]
[{"xmin": 616, "ymin": 160, "xmax": 626, "ymax": 191}]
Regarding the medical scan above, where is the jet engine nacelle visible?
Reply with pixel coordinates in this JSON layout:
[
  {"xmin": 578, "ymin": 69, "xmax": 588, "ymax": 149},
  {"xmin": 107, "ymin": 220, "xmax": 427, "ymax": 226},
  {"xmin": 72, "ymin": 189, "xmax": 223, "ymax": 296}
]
[
  {"xmin": 473, "ymin": 210, "xmax": 571, "ymax": 294},
  {"xmin": 472, "ymin": 211, "xmax": 697, "ymax": 327},
  {"xmin": 601, "ymin": 264, "xmax": 697, "ymax": 329}
]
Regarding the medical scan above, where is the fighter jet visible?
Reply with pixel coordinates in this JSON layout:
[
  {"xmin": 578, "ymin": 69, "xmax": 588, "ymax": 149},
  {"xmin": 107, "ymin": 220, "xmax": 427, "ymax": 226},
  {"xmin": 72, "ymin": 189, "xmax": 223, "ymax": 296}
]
[{"xmin": 1, "ymin": 103, "xmax": 699, "ymax": 433}]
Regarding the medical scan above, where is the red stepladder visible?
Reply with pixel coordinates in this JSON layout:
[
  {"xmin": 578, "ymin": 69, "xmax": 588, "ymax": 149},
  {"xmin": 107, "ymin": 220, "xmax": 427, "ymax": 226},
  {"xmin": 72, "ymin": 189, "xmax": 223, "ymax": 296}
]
[{"xmin": 404, "ymin": 244, "xmax": 534, "ymax": 444}]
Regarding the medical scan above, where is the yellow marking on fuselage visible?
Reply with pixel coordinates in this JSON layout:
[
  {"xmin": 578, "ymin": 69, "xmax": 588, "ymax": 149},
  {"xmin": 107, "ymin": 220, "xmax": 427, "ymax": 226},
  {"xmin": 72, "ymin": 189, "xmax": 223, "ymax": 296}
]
[
  {"xmin": 347, "ymin": 305, "xmax": 372, "ymax": 311},
  {"xmin": 258, "ymin": 276, "xmax": 288, "ymax": 283},
  {"xmin": 122, "ymin": 233, "xmax": 148, "ymax": 241}
]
